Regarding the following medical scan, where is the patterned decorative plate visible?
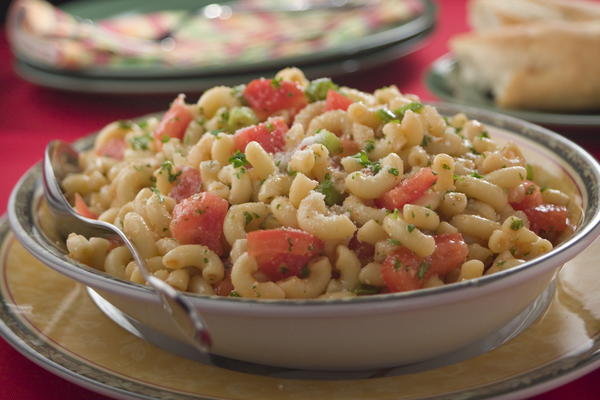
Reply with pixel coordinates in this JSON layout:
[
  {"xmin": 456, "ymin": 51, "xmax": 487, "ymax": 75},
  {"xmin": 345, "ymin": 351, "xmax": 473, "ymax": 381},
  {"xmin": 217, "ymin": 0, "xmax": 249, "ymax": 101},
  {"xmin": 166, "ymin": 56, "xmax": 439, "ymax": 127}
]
[
  {"xmin": 1, "ymin": 216, "xmax": 600, "ymax": 400},
  {"xmin": 11, "ymin": 0, "xmax": 436, "ymax": 78},
  {"xmin": 13, "ymin": 31, "xmax": 431, "ymax": 94}
]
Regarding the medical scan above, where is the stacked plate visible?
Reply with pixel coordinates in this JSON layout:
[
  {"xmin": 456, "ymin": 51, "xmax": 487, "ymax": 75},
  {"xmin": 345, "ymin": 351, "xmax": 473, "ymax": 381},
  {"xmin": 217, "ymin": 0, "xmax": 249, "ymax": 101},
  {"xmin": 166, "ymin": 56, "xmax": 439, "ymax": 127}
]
[{"xmin": 11, "ymin": 0, "xmax": 436, "ymax": 94}]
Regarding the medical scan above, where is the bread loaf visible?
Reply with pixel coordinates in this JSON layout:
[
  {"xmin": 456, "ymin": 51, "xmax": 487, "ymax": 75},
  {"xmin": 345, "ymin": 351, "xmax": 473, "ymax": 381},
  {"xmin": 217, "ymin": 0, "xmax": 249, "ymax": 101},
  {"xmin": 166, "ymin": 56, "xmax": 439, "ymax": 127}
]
[
  {"xmin": 450, "ymin": 21, "xmax": 600, "ymax": 111},
  {"xmin": 469, "ymin": 0, "xmax": 600, "ymax": 31}
]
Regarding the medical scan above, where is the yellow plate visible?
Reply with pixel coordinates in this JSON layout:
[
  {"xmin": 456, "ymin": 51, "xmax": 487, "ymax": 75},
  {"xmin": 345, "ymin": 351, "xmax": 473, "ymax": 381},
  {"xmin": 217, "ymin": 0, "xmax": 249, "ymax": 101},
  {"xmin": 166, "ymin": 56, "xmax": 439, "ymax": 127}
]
[{"xmin": 1, "ymin": 218, "xmax": 599, "ymax": 400}]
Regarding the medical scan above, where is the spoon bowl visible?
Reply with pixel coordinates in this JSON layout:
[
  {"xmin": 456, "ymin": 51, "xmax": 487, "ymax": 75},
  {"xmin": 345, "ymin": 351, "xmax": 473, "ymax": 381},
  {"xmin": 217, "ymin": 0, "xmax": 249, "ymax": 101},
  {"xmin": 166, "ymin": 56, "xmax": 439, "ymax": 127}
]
[{"xmin": 42, "ymin": 140, "xmax": 212, "ymax": 353}]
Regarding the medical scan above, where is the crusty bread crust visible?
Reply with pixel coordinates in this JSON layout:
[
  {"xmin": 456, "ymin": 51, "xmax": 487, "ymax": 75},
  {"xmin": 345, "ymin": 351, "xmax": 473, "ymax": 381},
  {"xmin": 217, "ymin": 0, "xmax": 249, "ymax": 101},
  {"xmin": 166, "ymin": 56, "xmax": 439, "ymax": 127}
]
[
  {"xmin": 451, "ymin": 22, "xmax": 600, "ymax": 111},
  {"xmin": 469, "ymin": 0, "xmax": 600, "ymax": 31}
]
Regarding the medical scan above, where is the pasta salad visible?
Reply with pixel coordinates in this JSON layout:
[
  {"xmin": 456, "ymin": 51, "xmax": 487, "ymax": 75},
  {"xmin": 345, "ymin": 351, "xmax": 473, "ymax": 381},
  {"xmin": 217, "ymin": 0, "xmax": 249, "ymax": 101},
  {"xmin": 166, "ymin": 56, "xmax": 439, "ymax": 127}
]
[{"xmin": 63, "ymin": 67, "xmax": 578, "ymax": 299}]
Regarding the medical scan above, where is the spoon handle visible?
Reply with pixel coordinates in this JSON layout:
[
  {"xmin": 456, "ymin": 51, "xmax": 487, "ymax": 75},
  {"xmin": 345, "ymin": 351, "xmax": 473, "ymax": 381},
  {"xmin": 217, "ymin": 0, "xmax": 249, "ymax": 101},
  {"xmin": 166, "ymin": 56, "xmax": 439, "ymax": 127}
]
[
  {"xmin": 113, "ymin": 228, "xmax": 212, "ymax": 352},
  {"xmin": 43, "ymin": 140, "xmax": 212, "ymax": 353}
]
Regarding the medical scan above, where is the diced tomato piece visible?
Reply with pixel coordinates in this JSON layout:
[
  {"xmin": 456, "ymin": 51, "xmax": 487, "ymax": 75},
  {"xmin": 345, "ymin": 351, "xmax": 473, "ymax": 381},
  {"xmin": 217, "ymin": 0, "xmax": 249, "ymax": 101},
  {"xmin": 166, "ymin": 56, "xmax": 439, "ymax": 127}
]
[
  {"xmin": 381, "ymin": 233, "xmax": 468, "ymax": 292},
  {"xmin": 96, "ymin": 137, "xmax": 125, "ymax": 160},
  {"xmin": 247, "ymin": 228, "xmax": 324, "ymax": 281},
  {"xmin": 381, "ymin": 247, "xmax": 422, "ymax": 292},
  {"xmin": 509, "ymin": 180, "xmax": 543, "ymax": 211},
  {"xmin": 428, "ymin": 233, "xmax": 469, "ymax": 278},
  {"xmin": 243, "ymin": 78, "xmax": 308, "ymax": 119},
  {"xmin": 233, "ymin": 118, "xmax": 288, "ymax": 153},
  {"xmin": 324, "ymin": 89, "xmax": 353, "ymax": 112},
  {"xmin": 170, "ymin": 192, "xmax": 229, "ymax": 256},
  {"xmin": 376, "ymin": 167, "xmax": 437, "ymax": 210},
  {"xmin": 214, "ymin": 269, "xmax": 234, "ymax": 296},
  {"xmin": 258, "ymin": 253, "xmax": 313, "ymax": 281},
  {"xmin": 74, "ymin": 193, "xmax": 98, "ymax": 219},
  {"xmin": 153, "ymin": 94, "xmax": 194, "ymax": 143},
  {"xmin": 523, "ymin": 204, "xmax": 569, "ymax": 243},
  {"xmin": 170, "ymin": 166, "xmax": 202, "ymax": 203},
  {"xmin": 348, "ymin": 234, "xmax": 375, "ymax": 265}
]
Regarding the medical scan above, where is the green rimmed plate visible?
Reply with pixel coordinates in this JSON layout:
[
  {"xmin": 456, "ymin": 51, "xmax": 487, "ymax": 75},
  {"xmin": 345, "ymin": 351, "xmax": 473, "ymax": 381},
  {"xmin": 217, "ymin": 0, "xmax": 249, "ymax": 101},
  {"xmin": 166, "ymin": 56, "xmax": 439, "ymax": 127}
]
[
  {"xmin": 425, "ymin": 54, "xmax": 600, "ymax": 128},
  {"xmin": 13, "ymin": 31, "xmax": 431, "ymax": 94}
]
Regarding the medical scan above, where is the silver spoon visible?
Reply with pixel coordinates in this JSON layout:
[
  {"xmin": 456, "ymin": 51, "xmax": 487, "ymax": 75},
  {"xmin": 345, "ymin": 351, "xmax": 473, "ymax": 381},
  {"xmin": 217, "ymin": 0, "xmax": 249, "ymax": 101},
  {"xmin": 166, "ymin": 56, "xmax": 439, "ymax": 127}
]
[{"xmin": 43, "ymin": 140, "xmax": 211, "ymax": 353}]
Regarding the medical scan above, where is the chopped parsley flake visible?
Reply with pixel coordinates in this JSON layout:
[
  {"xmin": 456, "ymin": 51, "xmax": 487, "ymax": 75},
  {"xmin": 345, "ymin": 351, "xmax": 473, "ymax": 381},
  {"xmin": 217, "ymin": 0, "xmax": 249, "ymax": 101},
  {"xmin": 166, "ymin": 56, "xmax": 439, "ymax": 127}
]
[
  {"xmin": 271, "ymin": 77, "xmax": 283, "ymax": 88},
  {"xmin": 510, "ymin": 218, "xmax": 524, "ymax": 231},
  {"xmin": 442, "ymin": 163, "xmax": 451, "ymax": 170},
  {"xmin": 234, "ymin": 167, "xmax": 247, "ymax": 179},
  {"xmin": 394, "ymin": 102, "xmax": 424, "ymax": 117},
  {"xmin": 299, "ymin": 265, "xmax": 310, "ymax": 278},
  {"xmin": 471, "ymin": 171, "xmax": 484, "ymax": 179},
  {"xmin": 364, "ymin": 140, "xmax": 375, "ymax": 153},
  {"xmin": 160, "ymin": 161, "xmax": 182, "ymax": 183},
  {"xmin": 354, "ymin": 284, "xmax": 380, "ymax": 295},
  {"xmin": 388, "ymin": 239, "xmax": 401, "ymax": 246},
  {"xmin": 315, "ymin": 174, "xmax": 344, "ymax": 206},
  {"xmin": 525, "ymin": 184, "xmax": 536, "ymax": 195},
  {"xmin": 220, "ymin": 110, "xmax": 230, "ymax": 124},
  {"xmin": 229, "ymin": 151, "xmax": 247, "ymax": 168},
  {"xmin": 230, "ymin": 84, "xmax": 246, "ymax": 102},
  {"xmin": 421, "ymin": 135, "xmax": 431, "ymax": 147},
  {"xmin": 407, "ymin": 224, "xmax": 416, "ymax": 233},
  {"xmin": 305, "ymin": 78, "xmax": 339, "ymax": 102},
  {"xmin": 352, "ymin": 151, "xmax": 381, "ymax": 174},
  {"xmin": 417, "ymin": 262, "xmax": 430, "ymax": 280},
  {"xmin": 243, "ymin": 211, "xmax": 254, "ymax": 225},
  {"xmin": 393, "ymin": 259, "xmax": 403, "ymax": 271},
  {"xmin": 526, "ymin": 164, "xmax": 534, "ymax": 180},
  {"xmin": 376, "ymin": 108, "xmax": 397, "ymax": 123},
  {"xmin": 479, "ymin": 131, "xmax": 490, "ymax": 138},
  {"xmin": 229, "ymin": 291, "xmax": 241, "ymax": 297},
  {"xmin": 129, "ymin": 133, "xmax": 152, "ymax": 150},
  {"xmin": 388, "ymin": 168, "xmax": 400, "ymax": 176},
  {"xmin": 150, "ymin": 187, "xmax": 164, "ymax": 203}
]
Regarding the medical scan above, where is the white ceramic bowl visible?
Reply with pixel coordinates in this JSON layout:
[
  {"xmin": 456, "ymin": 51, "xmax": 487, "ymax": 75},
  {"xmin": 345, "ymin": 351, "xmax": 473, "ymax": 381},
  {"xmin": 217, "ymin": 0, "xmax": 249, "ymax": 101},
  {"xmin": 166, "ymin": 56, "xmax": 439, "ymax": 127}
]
[{"xmin": 9, "ymin": 103, "xmax": 600, "ymax": 371}]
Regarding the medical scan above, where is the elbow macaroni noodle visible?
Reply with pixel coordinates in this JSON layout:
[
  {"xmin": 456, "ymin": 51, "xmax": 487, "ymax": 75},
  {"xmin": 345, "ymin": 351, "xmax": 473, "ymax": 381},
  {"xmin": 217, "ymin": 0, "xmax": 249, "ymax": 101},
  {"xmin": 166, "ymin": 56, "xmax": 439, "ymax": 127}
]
[{"xmin": 59, "ymin": 68, "xmax": 579, "ymax": 299}]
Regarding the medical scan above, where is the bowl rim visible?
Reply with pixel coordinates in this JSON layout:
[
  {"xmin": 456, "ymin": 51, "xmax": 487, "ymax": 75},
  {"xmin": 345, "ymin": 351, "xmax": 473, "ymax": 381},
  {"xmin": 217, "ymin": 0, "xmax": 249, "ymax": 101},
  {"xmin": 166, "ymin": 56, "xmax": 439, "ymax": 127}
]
[{"xmin": 8, "ymin": 102, "xmax": 600, "ymax": 314}]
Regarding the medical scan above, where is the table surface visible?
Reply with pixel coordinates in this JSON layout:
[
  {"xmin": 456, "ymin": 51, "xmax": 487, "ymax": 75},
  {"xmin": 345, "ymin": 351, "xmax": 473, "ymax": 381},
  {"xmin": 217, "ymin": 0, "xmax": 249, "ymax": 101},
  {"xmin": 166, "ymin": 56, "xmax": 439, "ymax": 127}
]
[{"xmin": 1, "ymin": 0, "xmax": 600, "ymax": 399}]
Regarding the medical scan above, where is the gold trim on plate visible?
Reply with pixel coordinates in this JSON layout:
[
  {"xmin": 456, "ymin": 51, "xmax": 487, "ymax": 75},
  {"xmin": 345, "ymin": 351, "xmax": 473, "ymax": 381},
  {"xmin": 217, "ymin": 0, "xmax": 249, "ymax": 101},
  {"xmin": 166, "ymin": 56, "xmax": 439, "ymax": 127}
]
[{"xmin": 1, "ymin": 233, "xmax": 599, "ymax": 399}]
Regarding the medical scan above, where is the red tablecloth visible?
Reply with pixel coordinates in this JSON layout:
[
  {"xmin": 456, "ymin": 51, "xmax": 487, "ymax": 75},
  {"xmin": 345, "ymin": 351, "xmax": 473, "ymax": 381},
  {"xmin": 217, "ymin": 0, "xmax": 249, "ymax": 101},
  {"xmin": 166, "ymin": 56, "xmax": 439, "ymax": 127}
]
[{"xmin": 1, "ymin": 1, "xmax": 599, "ymax": 399}]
